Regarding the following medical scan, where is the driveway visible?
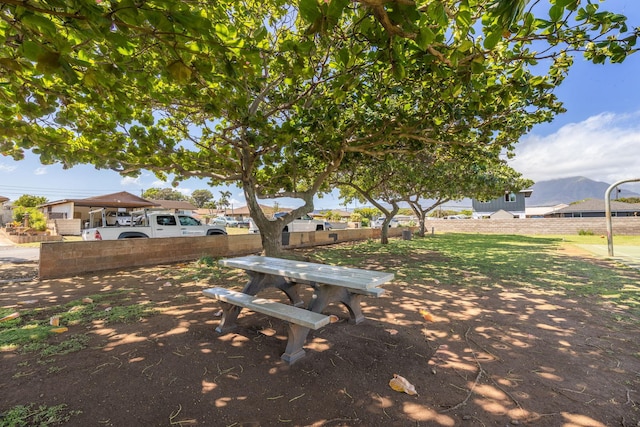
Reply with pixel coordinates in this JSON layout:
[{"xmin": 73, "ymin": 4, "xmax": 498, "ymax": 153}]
[{"xmin": 0, "ymin": 235, "xmax": 39, "ymax": 262}]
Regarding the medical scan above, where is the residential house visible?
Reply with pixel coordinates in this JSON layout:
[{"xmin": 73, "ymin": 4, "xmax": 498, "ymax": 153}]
[
  {"xmin": 148, "ymin": 199, "xmax": 197, "ymax": 215},
  {"xmin": 0, "ymin": 195, "xmax": 10, "ymax": 225},
  {"xmin": 525, "ymin": 204, "xmax": 569, "ymax": 218},
  {"xmin": 195, "ymin": 205, "xmax": 291, "ymax": 222},
  {"xmin": 38, "ymin": 191, "xmax": 157, "ymax": 235},
  {"xmin": 549, "ymin": 198, "xmax": 640, "ymax": 218},
  {"xmin": 472, "ymin": 190, "xmax": 533, "ymax": 219}
]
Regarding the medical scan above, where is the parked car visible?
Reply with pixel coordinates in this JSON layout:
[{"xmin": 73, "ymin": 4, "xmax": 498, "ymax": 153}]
[
  {"xmin": 248, "ymin": 212, "xmax": 326, "ymax": 233},
  {"xmin": 445, "ymin": 215, "xmax": 469, "ymax": 220},
  {"xmin": 216, "ymin": 216, "xmax": 239, "ymax": 227},
  {"xmin": 371, "ymin": 217, "xmax": 399, "ymax": 229},
  {"xmin": 106, "ymin": 211, "xmax": 132, "ymax": 226}
]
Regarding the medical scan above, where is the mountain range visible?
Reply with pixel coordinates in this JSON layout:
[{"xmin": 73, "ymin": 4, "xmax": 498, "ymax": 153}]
[{"xmin": 527, "ymin": 176, "xmax": 640, "ymax": 206}]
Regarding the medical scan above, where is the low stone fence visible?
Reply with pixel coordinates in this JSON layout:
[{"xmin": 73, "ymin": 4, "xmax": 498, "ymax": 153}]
[
  {"xmin": 39, "ymin": 227, "xmax": 406, "ymax": 279},
  {"xmin": 421, "ymin": 217, "xmax": 640, "ymax": 236},
  {"xmin": 49, "ymin": 219, "xmax": 82, "ymax": 236},
  {"xmin": 1, "ymin": 228, "xmax": 63, "ymax": 244}
]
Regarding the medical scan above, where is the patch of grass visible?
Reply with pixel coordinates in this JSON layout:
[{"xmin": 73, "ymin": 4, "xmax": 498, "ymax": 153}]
[
  {"xmin": 197, "ymin": 255, "xmax": 216, "ymax": 267},
  {"xmin": 168, "ymin": 258, "xmax": 237, "ymax": 282},
  {"xmin": 1, "ymin": 291, "xmax": 157, "ymax": 354},
  {"xmin": 0, "ymin": 403, "xmax": 81, "ymax": 427},
  {"xmin": 560, "ymin": 235, "xmax": 640, "ymax": 246},
  {"xmin": 578, "ymin": 229, "xmax": 595, "ymax": 236},
  {"xmin": 311, "ymin": 234, "xmax": 640, "ymax": 317},
  {"xmin": 21, "ymin": 334, "xmax": 90, "ymax": 358}
]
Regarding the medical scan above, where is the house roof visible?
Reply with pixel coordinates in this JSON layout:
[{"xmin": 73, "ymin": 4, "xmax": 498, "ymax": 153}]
[
  {"xmin": 554, "ymin": 198, "xmax": 640, "ymax": 214},
  {"xmin": 40, "ymin": 191, "xmax": 157, "ymax": 208},
  {"xmin": 525, "ymin": 204, "xmax": 569, "ymax": 216},
  {"xmin": 149, "ymin": 199, "xmax": 197, "ymax": 211},
  {"xmin": 0, "ymin": 195, "xmax": 8, "ymax": 203}
]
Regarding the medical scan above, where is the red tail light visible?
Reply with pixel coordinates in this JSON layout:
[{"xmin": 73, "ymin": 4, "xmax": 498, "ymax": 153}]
[{"xmin": 94, "ymin": 230, "xmax": 102, "ymax": 241}]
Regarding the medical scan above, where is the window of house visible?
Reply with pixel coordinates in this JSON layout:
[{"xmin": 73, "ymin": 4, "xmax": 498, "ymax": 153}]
[{"xmin": 504, "ymin": 192, "xmax": 517, "ymax": 202}]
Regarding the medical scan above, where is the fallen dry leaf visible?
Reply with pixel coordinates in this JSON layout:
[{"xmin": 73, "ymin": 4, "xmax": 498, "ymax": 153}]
[
  {"xmin": 0, "ymin": 312, "xmax": 20, "ymax": 322},
  {"xmin": 389, "ymin": 374, "xmax": 417, "ymax": 395},
  {"xmin": 385, "ymin": 329, "xmax": 399, "ymax": 335},
  {"xmin": 419, "ymin": 309, "xmax": 435, "ymax": 322},
  {"xmin": 50, "ymin": 327, "xmax": 69, "ymax": 334},
  {"xmin": 329, "ymin": 315, "xmax": 339, "ymax": 323}
]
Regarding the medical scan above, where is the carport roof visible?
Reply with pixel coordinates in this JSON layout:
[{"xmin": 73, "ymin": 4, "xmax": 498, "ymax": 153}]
[{"xmin": 41, "ymin": 191, "xmax": 157, "ymax": 209}]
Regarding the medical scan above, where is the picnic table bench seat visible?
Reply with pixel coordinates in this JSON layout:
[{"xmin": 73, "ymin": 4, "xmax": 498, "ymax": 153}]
[{"xmin": 203, "ymin": 287, "xmax": 332, "ymax": 363}]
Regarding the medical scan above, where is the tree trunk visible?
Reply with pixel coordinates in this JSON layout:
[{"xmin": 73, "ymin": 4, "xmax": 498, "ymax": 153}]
[
  {"xmin": 242, "ymin": 181, "xmax": 285, "ymax": 256},
  {"xmin": 380, "ymin": 224, "xmax": 389, "ymax": 244},
  {"xmin": 258, "ymin": 219, "xmax": 285, "ymax": 257}
]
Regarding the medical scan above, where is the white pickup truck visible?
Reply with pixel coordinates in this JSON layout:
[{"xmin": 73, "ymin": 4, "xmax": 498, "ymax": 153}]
[
  {"xmin": 248, "ymin": 212, "xmax": 326, "ymax": 234},
  {"xmin": 82, "ymin": 209, "xmax": 227, "ymax": 240}
]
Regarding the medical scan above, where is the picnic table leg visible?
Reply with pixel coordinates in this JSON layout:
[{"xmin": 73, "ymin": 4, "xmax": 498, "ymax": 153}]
[
  {"xmin": 308, "ymin": 285, "xmax": 367, "ymax": 324},
  {"xmin": 242, "ymin": 272, "xmax": 305, "ymax": 307},
  {"xmin": 215, "ymin": 302, "xmax": 242, "ymax": 333},
  {"xmin": 281, "ymin": 324, "xmax": 312, "ymax": 364}
]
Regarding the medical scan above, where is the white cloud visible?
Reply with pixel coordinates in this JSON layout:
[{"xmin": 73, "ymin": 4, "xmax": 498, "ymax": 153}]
[
  {"xmin": 120, "ymin": 176, "xmax": 142, "ymax": 186},
  {"xmin": 0, "ymin": 163, "xmax": 17, "ymax": 173},
  {"xmin": 34, "ymin": 167, "xmax": 47, "ymax": 176},
  {"xmin": 510, "ymin": 111, "xmax": 640, "ymax": 185}
]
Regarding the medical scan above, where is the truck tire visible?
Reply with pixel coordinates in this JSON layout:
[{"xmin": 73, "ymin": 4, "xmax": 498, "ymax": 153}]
[
  {"xmin": 206, "ymin": 230, "xmax": 227, "ymax": 235},
  {"xmin": 316, "ymin": 225, "xmax": 323, "ymax": 231},
  {"xmin": 117, "ymin": 232, "xmax": 149, "ymax": 239}
]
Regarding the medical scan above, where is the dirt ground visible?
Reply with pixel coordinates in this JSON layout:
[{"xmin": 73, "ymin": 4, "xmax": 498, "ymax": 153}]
[{"xmin": 1, "ymin": 246, "xmax": 639, "ymax": 427}]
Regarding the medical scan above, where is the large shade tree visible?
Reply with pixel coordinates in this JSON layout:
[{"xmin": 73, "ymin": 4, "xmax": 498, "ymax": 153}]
[
  {"xmin": 334, "ymin": 143, "xmax": 532, "ymax": 243},
  {"xmin": 0, "ymin": 0, "xmax": 637, "ymax": 254}
]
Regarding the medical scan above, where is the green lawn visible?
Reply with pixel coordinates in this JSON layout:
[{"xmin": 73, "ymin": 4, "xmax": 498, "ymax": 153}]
[{"xmin": 309, "ymin": 233, "xmax": 640, "ymax": 317}]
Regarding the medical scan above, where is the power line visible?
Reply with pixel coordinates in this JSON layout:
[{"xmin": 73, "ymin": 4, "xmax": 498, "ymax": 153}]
[{"xmin": 0, "ymin": 184, "xmax": 135, "ymax": 200}]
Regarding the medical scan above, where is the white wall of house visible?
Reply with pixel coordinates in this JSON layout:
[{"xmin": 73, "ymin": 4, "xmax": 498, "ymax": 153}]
[
  {"xmin": 42, "ymin": 202, "xmax": 75, "ymax": 220},
  {"xmin": 1, "ymin": 204, "xmax": 12, "ymax": 225}
]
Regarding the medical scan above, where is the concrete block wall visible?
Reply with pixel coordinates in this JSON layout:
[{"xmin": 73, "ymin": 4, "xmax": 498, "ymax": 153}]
[
  {"xmin": 39, "ymin": 227, "xmax": 408, "ymax": 279},
  {"xmin": 423, "ymin": 217, "xmax": 640, "ymax": 236},
  {"xmin": 50, "ymin": 219, "xmax": 82, "ymax": 236}
]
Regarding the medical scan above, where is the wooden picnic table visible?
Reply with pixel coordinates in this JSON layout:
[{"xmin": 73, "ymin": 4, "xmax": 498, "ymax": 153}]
[{"xmin": 205, "ymin": 255, "xmax": 394, "ymax": 363}]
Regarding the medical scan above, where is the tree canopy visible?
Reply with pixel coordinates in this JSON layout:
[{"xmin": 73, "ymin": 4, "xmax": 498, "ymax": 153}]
[
  {"xmin": 141, "ymin": 188, "xmax": 188, "ymax": 201},
  {"xmin": 0, "ymin": 0, "xmax": 638, "ymax": 253},
  {"xmin": 12, "ymin": 194, "xmax": 48, "ymax": 207}
]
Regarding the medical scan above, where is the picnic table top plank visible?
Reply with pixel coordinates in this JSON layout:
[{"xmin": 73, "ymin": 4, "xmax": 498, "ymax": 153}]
[{"xmin": 219, "ymin": 255, "xmax": 394, "ymax": 290}]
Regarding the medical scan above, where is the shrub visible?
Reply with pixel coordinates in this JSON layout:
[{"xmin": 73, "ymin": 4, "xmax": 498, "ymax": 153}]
[
  {"xmin": 578, "ymin": 229, "xmax": 595, "ymax": 236},
  {"xmin": 12, "ymin": 207, "xmax": 48, "ymax": 231}
]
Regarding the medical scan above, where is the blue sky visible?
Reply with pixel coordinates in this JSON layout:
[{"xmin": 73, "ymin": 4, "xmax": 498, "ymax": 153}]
[{"xmin": 1, "ymin": 1, "xmax": 639, "ymax": 209}]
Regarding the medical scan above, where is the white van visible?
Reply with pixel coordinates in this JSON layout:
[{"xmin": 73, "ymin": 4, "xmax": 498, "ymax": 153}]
[{"xmin": 371, "ymin": 217, "xmax": 399, "ymax": 229}]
